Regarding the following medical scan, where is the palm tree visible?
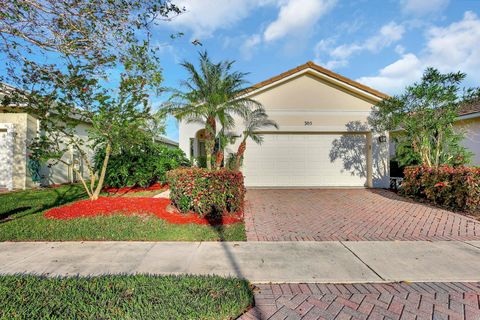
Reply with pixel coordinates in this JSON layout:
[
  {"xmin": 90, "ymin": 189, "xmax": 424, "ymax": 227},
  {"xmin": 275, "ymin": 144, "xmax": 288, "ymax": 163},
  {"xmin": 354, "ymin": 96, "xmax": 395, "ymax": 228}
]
[
  {"xmin": 167, "ymin": 52, "xmax": 261, "ymax": 169},
  {"xmin": 214, "ymin": 128, "xmax": 237, "ymax": 169},
  {"xmin": 234, "ymin": 108, "xmax": 279, "ymax": 170}
]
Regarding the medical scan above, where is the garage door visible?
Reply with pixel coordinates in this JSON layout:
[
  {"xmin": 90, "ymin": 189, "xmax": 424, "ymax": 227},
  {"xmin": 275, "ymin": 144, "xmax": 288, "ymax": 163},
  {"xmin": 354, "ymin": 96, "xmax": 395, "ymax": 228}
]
[{"xmin": 242, "ymin": 133, "xmax": 368, "ymax": 187}]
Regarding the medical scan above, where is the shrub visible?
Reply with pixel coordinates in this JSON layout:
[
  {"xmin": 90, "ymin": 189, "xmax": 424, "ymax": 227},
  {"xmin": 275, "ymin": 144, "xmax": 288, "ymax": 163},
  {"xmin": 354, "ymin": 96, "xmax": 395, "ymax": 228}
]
[
  {"xmin": 401, "ymin": 165, "xmax": 480, "ymax": 212},
  {"xmin": 95, "ymin": 142, "xmax": 190, "ymax": 188},
  {"xmin": 194, "ymin": 156, "xmax": 208, "ymax": 168},
  {"xmin": 167, "ymin": 168, "xmax": 246, "ymax": 217}
]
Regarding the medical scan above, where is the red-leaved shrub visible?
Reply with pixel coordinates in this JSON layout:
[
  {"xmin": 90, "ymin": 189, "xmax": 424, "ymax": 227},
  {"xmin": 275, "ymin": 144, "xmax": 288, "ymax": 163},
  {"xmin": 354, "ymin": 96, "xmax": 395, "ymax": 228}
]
[
  {"xmin": 402, "ymin": 165, "xmax": 480, "ymax": 212},
  {"xmin": 166, "ymin": 168, "xmax": 246, "ymax": 217}
]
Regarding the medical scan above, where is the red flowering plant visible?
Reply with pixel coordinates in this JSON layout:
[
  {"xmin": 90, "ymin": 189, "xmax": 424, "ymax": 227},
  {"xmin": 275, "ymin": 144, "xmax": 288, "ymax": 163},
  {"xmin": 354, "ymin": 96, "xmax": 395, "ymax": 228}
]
[
  {"xmin": 402, "ymin": 165, "xmax": 480, "ymax": 212},
  {"xmin": 166, "ymin": 168, "xmax": 246, "ymax": 218}
]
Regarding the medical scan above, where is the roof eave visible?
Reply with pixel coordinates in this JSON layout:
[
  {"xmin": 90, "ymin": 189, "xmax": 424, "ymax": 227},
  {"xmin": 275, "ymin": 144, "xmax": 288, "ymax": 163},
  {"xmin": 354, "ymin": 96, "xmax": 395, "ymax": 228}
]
[{"xmin": 242, "ymin": 61, "xmax": 389, "ymax": 102}]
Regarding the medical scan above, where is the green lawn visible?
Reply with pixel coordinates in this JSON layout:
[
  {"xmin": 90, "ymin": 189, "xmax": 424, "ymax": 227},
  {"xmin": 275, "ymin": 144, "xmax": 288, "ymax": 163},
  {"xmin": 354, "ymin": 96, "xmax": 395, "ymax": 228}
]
[
  {"xmin": 0, "ymin": 274, "xmax": 253, "ymax": 320},
  {"xmin": 0, "ymin": 185, "xmax": 246, "ymax": 241}
]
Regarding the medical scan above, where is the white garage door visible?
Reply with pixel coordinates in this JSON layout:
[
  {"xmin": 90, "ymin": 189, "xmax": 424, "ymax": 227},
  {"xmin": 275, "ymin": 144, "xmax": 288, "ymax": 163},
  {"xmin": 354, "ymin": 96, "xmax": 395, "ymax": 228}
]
[{"xmin": 242, "ymin": 133, "xmax": 368, "ymax": 187}]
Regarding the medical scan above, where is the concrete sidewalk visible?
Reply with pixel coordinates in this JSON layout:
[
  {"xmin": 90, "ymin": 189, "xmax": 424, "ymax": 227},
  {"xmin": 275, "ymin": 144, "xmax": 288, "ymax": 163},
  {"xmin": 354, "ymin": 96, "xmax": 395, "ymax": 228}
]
[{"xmin": 1, "ymin": 241, "xmax": 480, "ymax": 283}]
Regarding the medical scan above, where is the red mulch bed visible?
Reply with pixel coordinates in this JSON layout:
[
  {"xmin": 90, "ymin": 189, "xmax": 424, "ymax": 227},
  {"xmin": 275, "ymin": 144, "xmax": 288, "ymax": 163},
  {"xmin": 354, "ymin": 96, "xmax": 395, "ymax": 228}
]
[
  {"xmin": 103, "ymin": 183, "xmax": 166, "ymax": 195},
  {"xmin": 44, "ymin": 197, "xmax": 243, "ymax": 225}
]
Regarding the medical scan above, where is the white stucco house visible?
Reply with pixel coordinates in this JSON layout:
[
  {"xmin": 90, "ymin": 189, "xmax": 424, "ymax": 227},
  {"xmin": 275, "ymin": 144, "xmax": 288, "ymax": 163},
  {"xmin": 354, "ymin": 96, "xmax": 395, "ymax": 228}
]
[
  {"xmin": 0, "ymin": 87, "xmax": 179, "ymax": 191},
  {"xmin": 451, "ymin": 102, "xmax": 480, "ymax": 165},
  {"xmin": 179, "ymin": 61, "xmax": 391, "ymax": 188}
]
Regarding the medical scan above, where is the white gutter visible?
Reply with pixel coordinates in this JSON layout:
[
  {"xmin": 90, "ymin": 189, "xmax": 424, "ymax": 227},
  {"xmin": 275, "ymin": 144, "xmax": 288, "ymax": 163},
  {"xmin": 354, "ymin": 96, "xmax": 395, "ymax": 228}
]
[
  {"xmin": 389, "ymin": 112, "xmax": 480, "ymax": 133},
  {"xmin": 457, "ymin": 112, "xmax": 480, "ymax": 121},
  {"xmin": 155, "ymin": 135, "xmax": 179, "ymax": 147}
]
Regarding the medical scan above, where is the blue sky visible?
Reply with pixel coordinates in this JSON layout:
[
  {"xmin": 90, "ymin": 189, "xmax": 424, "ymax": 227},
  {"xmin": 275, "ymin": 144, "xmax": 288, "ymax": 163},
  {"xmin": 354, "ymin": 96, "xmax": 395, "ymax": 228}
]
[{"xmin": 155, "ymin": 0, "xmax": 480, "ymax": 141}]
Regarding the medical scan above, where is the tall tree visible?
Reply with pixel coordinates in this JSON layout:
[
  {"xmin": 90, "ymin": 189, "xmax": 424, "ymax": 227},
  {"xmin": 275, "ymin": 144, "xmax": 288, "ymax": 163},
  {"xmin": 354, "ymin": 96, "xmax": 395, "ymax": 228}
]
[
  {"xmin": 167, "ymin": 52, "xmax": 261, "ymax": 169},
  {"xmin": 1, "ymin": 0, "xmax": 182, "ymax": 82},
  {"xmin": 234, "ymin": 108, "xmax": 278, "ymax": 170},
  {"xmin": 0, "ymin": 1, "xmax": 182, "ymax": 200},
  {"xmin": 370, "ymin": 68, "xmax": 480, "ymax": 167}
]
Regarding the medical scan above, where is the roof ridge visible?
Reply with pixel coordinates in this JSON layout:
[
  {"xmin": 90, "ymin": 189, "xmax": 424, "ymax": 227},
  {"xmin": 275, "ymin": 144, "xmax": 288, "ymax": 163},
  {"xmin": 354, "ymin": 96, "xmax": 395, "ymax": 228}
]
[{"xmin": 245, "ymin": 61, "xmax": 389, "ymax": 100}]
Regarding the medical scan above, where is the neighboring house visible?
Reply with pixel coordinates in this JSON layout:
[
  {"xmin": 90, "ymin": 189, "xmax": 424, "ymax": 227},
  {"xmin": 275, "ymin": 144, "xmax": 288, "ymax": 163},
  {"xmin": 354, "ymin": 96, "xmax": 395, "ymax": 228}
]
[
  {"xmin": 0, "ymin": 102, "xmax": 179, "ymax": 191},
  {"xmin": 389, "ymin": 101, "xmax": 480, "ymax": 176},
  {"xmin": 456, "ymin": 102, "xmax": 480, "ymax": 165},
  {"xmin": 179, "ymin": 61, "xmax": 390, "ymax": 188}
]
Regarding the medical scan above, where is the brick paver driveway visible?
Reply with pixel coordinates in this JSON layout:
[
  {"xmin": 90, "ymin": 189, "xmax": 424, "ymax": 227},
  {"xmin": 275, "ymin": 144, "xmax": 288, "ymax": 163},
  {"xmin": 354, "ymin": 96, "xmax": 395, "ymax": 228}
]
[
  {"xmin": 244, "ymin": 189, "xmax": 480, "ymax": 241},
  {"xmin": 239, "ymin": 282, "xmax": 480, "ymax": 319}
]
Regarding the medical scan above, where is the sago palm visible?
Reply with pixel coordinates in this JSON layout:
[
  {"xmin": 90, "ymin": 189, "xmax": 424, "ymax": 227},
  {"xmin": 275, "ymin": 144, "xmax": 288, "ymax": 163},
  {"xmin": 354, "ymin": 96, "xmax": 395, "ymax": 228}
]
[
  {"xmin": 234, "ymin": 108, "xmax": 279, "ymax": 170},
  {"xmin": 167, "ymin": 52, "xmax": 261, "ymax": 169}
]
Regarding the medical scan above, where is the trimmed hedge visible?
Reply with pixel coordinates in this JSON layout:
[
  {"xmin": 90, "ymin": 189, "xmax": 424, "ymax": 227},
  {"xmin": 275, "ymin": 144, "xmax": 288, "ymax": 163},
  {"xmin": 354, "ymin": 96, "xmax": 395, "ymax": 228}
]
[
  {"xmin": 167, "ymin": 168, "xmax": 246, "ymax": 217},
  {"xmin": 401, "ymin": 165, "xmax": 480, "ymax": 212}
]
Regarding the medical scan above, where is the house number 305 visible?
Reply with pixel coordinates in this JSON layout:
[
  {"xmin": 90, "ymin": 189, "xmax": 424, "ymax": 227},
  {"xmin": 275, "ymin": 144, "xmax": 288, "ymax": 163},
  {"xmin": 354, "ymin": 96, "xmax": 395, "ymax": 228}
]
[{"xmin": 304, "ymin": 121, "xmax": 313, "ymax": 126}]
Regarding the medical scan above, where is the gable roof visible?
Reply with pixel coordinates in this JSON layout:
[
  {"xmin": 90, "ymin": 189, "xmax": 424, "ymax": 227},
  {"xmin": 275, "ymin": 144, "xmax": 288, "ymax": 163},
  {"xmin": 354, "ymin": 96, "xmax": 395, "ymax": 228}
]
[
  {"xmin": 244, "ymin": 61, "xmax": 389, "ymax": 100},
  {"xmin": 459, "ymin": 100, "xmax": 480, "ymax": 117}
]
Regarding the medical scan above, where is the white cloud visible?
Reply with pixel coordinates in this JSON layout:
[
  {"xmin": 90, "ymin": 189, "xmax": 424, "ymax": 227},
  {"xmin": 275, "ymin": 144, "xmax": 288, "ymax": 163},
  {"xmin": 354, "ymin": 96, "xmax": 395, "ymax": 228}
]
[
  {"xmin": 239, "ymin": 0, "xmax": 336, "ymax": 60},
  {"xmin": 400, "ymin": 0, "xmax": 449, "ymax": 16},
  {"xmin": 356, "ymin": 54, "xmax": 422, "ymax": 93},
  {"xmin": 263, "ymin": 0, "xmax": 337, "ymax": 42},
  {"xmin": 166, "ymin": 0, "xmax": 276, "ymax": 39},
  {"xmin": 395, "ymin": 44, "xmax": 405, "ymax": 55},
  {"xmin": 357, "ymin": 11, "xmax": 480, "ymax": 94},
  {"xmin": 241, "ymin": 34, "xmax": 262, "ymax": 59},
  {"xmin": 315, "ymin": 22, "xmax": 405, "ymax": 69},
  {"xmin": 425, "ymin": 11, "xmax": 480, "ymax": 75}
]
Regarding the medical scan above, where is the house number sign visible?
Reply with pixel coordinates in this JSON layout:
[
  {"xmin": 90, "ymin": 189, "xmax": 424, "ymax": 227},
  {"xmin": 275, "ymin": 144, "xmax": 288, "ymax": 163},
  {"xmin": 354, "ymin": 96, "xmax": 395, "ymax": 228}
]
[{"xmin": 304, "ymin": 121, "xmax": 313, "ymax": 126}]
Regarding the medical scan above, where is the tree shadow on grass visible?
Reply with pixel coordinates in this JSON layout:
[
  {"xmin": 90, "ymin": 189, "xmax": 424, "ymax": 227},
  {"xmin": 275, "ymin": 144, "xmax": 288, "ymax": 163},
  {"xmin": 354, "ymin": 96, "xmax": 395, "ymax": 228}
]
[
  {"xmin": 0, "ymin": 184, "xmax": 86, "ymax": 224},
  {"xmin": 0, "ymin": 207, "xmax": 33, "ymax": 223}
]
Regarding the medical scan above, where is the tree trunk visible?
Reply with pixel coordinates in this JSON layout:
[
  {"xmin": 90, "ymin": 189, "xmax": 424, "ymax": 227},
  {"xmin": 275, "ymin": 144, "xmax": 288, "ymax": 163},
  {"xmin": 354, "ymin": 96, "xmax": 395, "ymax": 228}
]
[
  {"xmin": 205, "ymin": 116, "xmax": 216, "ymax": 170},
  {"xmin": 235, "ymin": 140, "xmax": 246, "ymax": 171},
  {"xmin": 57, "ymin": 157, "xmax": 93, "ymax": 198},
  {"xmin": 434, "ymin": 130, "xmax": 443, "ymax": 167},
  {"xmin": 205, "ymin": 140, "xmax": 214, "ymax": 170},
  {"xmin": 91, "ymin": 142, "xmax": 111, "ymax": 200},
  {"xmin": 215, "ymin": 150, "xmax": 224, "ymax": 169}
]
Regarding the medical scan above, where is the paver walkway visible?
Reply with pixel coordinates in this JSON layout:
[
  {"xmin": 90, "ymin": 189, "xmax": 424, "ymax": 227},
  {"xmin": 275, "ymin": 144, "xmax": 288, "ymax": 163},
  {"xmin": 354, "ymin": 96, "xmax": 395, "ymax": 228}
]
[
  {"xmin": 245, "ymin": 189, "xmax": 480, "ymax": 241},
  {"xmin": 240, "ymin": 282, "xmax": 480, "ymax": 320}
]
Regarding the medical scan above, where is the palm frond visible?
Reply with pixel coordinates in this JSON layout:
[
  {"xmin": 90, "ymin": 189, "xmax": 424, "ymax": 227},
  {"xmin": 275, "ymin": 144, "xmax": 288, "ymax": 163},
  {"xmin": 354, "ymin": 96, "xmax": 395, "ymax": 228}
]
[{"xmin": 242, "ymin": 109, "xmax": 279, "ymax": 145}]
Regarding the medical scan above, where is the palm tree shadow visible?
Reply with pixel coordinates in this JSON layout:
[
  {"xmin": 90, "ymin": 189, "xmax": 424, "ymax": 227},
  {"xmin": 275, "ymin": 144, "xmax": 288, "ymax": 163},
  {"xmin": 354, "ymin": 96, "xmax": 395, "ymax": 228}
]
[{"xmin": 205, "ymin": 211, "xmax": 246, "ymax": 280}]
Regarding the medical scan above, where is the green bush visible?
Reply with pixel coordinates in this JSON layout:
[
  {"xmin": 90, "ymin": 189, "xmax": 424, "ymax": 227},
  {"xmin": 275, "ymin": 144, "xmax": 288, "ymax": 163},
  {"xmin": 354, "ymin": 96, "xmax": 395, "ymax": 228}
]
[
  {"xmin": 95, "ymin": 142, "xmax": 190, "ymax": 188},
  {"xmin": 401, "ymin": 165, "xmax": 480, "ymax": 212},
  {"xmin": 167, "ymin": 168, "xmax": 245, "ymax": 217},
  {"xmin": 194, "ymin": 156, "xmax": 208, "ymax": 168}
]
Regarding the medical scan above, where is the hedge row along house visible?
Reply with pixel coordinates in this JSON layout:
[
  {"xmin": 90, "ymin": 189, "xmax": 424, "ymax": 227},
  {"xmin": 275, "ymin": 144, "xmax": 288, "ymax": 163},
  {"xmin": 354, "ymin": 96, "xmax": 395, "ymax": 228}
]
[
  {"xmin": 180, "ymin": 61, "xmax": 480, "ymax": 188},
  {"xmin": 0, "ymin": 84, "xmax": 178, "ymax": 191}
]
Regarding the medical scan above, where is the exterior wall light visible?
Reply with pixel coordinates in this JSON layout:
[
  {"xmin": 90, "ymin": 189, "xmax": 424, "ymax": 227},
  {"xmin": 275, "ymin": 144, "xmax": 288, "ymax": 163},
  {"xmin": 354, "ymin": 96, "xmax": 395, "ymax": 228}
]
[{"xmin": 378, "ymin": 135, "xmax": 387, "ymax": 143}]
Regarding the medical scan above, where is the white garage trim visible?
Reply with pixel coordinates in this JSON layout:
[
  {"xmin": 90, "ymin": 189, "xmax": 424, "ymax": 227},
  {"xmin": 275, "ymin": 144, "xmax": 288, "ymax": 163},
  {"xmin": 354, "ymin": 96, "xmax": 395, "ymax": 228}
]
[{"xmin": 242, "ymin": 132, "xmax": 373, "ymax": 188}]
